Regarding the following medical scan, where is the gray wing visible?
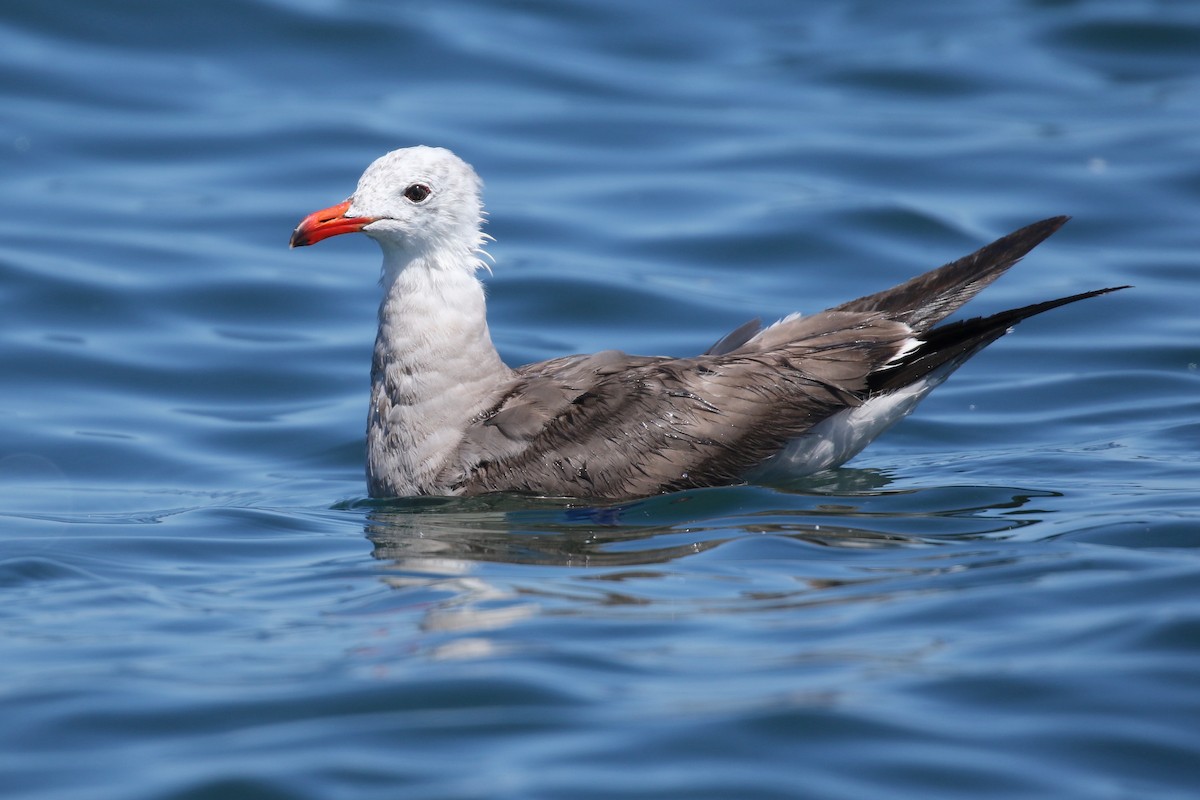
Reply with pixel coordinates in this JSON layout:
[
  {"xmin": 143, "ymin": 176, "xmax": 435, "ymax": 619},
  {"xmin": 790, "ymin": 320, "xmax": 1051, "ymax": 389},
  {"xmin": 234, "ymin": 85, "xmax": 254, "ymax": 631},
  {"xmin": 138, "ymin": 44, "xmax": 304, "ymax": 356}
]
[
  {"xmin": 437, "ymin": 311, "xmax": 913, "ymax": 499},
  {"xmin": 436, "ymin": 215, "xmax": 1115, "ymax": 500}
]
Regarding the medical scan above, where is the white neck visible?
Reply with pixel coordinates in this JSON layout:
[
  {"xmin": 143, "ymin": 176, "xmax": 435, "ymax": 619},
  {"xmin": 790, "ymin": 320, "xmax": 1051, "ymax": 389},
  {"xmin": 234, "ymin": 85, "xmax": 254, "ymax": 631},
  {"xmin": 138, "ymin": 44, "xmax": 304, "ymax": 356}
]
[{"xmin": 366, "ymin": 247, "xmax": 512, "ymax": 496}]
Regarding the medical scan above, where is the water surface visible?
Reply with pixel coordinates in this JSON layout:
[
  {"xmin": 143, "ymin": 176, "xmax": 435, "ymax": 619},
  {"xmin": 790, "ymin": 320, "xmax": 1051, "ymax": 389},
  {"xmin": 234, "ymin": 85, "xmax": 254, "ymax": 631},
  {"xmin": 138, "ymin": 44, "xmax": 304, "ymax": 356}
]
[{"xmin": 2, "ymin": 1, "xmax": 1199, "ymax": 798}]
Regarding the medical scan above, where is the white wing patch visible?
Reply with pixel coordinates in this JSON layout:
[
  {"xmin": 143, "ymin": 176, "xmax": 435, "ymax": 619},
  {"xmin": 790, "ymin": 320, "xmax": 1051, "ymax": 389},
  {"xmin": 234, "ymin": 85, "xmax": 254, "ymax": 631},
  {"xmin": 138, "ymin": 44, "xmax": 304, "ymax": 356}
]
[{"xmin": 887, "ymin": 334, "xmax": 922, "ymax": 365}]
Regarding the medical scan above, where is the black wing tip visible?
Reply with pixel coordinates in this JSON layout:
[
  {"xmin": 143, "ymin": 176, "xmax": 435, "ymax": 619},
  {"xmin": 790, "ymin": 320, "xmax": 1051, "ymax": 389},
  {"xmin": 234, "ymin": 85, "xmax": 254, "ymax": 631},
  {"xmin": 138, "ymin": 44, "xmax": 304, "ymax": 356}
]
[
  {"xmin": 1042, "ymin": 284, "xmax": 1131, "ymax": 307},
  {"xmin": 870, "ymin": 283, "xmax": 1128, "ymax": 394},
  {"xmin": 973, "ymin": 283, "xmax": 1130, "ymax": 331},
  {"xmin": 1093, "ymin": 283, "xmax": 1133, "ymax": 295}
]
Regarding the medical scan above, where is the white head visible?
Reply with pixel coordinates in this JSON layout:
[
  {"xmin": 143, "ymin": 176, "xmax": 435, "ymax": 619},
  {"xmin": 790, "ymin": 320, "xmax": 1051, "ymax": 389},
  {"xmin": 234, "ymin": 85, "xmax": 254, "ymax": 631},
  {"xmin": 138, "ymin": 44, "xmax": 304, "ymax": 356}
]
[{"xmin": 290, "ymin": 146, "xmax": 489, "ymax": 273}]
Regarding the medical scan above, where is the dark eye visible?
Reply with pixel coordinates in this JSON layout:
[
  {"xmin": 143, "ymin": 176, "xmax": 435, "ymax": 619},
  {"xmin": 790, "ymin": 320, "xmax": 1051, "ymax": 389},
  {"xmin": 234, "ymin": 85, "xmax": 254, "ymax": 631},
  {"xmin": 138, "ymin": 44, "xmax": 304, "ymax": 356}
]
[{"xmin": 403, "ymin": 183, "xmax": 432, "ymax": 203}]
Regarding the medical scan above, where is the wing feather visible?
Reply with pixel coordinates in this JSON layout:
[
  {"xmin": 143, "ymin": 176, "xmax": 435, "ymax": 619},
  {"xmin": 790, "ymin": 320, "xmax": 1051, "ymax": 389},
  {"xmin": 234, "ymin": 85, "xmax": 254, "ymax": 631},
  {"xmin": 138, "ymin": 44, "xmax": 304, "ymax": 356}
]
[{"xmin": 441, "ymin": 311, "xmax": 914, "ymax": 498}]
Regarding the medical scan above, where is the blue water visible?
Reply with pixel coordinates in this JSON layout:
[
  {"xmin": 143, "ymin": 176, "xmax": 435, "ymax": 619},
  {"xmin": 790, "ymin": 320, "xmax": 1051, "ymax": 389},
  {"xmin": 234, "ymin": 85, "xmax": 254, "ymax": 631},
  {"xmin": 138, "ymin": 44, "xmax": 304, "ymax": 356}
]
[{"xmin": 3, "ymin": 1, "xmax": 1199, "ymax": 797}]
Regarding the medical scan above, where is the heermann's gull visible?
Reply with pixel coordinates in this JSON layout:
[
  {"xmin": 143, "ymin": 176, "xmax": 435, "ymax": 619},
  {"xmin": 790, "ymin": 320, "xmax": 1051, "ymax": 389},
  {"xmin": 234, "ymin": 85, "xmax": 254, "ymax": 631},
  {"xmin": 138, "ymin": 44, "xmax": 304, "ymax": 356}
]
[{"xmin": 290, "ymin": 146, "xmax": 1125, "ymax": 500}]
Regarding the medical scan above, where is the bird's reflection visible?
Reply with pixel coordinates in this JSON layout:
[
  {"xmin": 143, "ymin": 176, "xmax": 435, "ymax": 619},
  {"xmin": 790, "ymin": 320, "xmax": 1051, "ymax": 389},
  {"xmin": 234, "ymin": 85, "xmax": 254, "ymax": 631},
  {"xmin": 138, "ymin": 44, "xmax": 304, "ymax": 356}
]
[
  {"xmin": 362, "ymin": 469, "xmax": 1058, "ymax": 569},
  {"xmin": 349, "ymin": 471, "xmax": 1059, "ymax": 653}
]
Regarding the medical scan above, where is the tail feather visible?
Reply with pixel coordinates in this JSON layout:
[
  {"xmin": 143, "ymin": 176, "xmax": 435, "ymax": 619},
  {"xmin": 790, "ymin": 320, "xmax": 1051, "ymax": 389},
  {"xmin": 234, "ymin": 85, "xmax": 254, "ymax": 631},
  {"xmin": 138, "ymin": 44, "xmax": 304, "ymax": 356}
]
[{"xmin": 833, "ymin": 216, "xmax": 1071, "ymax": 333}]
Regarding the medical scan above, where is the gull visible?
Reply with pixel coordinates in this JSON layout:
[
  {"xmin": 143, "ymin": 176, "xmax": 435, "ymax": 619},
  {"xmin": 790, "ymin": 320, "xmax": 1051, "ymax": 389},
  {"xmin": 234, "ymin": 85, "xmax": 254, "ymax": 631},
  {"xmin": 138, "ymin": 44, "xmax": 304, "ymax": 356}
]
[{"xmin": 290, "ymin": 146, "xmax": 1124, "ymax": 500}]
